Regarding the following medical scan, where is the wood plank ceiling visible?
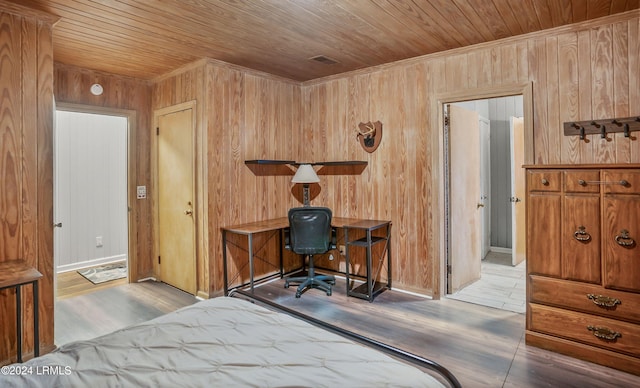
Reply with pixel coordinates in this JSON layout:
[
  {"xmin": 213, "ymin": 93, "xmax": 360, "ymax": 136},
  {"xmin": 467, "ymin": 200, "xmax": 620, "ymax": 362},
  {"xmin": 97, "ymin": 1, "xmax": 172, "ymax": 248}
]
[{"xmin": 11, "ymin": 0, "xmax": 640, "ymax": 81}]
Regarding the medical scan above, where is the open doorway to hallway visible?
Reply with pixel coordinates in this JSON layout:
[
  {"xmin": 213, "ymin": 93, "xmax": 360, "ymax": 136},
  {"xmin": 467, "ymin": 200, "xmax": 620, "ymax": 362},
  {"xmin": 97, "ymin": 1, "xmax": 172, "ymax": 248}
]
[
  {"xmin": 53, "ymin": 108, "xmax": 129, "ymax": 300},
  {"xmin": 445, "ymin": 95, "xmax": 526, "ymax": 313}
]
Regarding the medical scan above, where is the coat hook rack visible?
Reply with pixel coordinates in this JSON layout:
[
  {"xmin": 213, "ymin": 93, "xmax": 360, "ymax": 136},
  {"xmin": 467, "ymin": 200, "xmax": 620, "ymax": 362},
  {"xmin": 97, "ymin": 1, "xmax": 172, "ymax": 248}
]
[{"xmin": 564, "ymin": 116, "xmax": 640, "ymax": 141}]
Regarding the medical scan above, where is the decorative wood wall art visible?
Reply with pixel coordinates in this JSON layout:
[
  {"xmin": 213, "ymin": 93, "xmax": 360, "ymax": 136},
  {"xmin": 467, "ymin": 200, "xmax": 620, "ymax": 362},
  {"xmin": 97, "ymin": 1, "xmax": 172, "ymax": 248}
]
[
  {"xmin": 564, "ymin": 116, "xmax": 640, "ymax": 140},
  {"xmin": 357, "ymin": 121, "xmax": 383, "ymax": 153}
]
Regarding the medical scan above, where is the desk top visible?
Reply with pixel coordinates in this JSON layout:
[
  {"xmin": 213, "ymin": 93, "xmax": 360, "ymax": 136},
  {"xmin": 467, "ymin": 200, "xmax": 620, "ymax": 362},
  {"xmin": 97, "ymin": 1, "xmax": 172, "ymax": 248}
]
[
  {"xmin": 0, "ymin": 260, "xmax": 43, "ymax": 288},
  {"xmin": 222, "ymin": 217, "xmax": 391, "ymax": 234},
  {"xmin": 222, "ymin": 217, "xmax": 288, "ymax": 234}
]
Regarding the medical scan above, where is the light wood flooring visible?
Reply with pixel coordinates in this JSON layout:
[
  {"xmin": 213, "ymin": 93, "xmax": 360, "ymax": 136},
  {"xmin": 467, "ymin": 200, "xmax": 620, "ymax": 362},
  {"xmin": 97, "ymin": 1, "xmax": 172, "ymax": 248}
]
[
  {"xmin": 56, "ymin": 268, "xmax": 128, "ymax": 300},
  {"xmin": 55, "ymin": 279, "xmax": 197, "ymax": 345},
  {"xmin": 253, "ymin": 278, "xmax": 640, "ymax": 388},
  {"xmin": 54, "ymin": 276, "xmax": 640, "ymax": 387}
]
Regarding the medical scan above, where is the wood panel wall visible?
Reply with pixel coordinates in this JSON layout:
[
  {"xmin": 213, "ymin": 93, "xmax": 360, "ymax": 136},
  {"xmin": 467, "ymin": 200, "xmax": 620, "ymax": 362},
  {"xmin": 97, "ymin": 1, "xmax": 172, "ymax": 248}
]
[
  {"xmin": 302, "ymin": 11, "xmax": 640, "ymax": 294},
  {"xmin": 152, "ymin": 60, "xmax": 302, "ymax": 296},
  {"xmin": 53, "ymin": 64, "xmax": 153, "ymax": 281},
  {"xmin": 0, "ymin": 2, "xmax": 56, "ymax": 363}
]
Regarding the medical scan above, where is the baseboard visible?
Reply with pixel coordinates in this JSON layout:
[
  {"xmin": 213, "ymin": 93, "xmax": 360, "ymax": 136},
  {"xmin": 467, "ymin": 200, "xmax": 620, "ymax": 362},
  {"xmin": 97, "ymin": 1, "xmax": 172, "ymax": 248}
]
[
  {"xmin": 490, "ymin": 246, "xmax": 512, "ymax": 254},
  {"xmin": 56, "ymin": 255, "xmax": 127, "ymax": 273}
]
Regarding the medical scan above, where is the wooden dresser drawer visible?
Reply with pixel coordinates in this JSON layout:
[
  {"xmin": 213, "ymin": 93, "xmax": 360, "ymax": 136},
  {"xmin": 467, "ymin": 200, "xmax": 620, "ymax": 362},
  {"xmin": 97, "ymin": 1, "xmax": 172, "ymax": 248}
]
[
  {"xmin": 530, "ymin": 304, "xmax": 640, "ymax": 357},
  {"xmin": 528, "ymin": 170, "xmax": 562, "ymax": 192},
  {"xmin": 564, "ymin": 170, "xmax": 600, "ymax": 193},
  {"xmin": 603, "ymin": 170, "xmax": 640, "ymax": 194},
  {"xmin": 530, "ymin": 275, "xmax": 640, "ymax": 324}
]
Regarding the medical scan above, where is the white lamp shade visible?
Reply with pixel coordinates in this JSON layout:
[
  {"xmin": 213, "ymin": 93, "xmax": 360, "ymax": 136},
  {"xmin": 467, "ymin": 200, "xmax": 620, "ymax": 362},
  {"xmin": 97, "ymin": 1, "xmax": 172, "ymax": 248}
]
[{"xmin": 291, "ymin": 164, "xmax": 319, "ymax": 183}]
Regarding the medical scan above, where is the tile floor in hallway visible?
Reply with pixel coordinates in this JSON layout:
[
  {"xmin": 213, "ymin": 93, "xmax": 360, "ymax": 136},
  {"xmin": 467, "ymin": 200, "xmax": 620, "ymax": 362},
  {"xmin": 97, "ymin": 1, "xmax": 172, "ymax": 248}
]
[{"xmin": 447, "ymin": 251, "xmax": 526, "ymax": 313}]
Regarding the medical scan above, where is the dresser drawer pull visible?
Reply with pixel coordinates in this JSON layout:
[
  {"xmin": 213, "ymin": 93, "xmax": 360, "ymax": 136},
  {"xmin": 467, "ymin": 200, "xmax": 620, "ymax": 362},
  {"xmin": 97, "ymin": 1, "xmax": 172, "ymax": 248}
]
[
  {"xmin": 573, "ymin": 226, "xmax": 591, "ymax": 242},
  {"xmin": 615, "ymin": 230, "xmax": 635, "ymax": 247},
  {"xmin": 587, "ymin": 325, "xmax": 621, "ymax": 341},
  {"xmin": 575, "ymin": 180, "xmax": 628, "ymax": 186},
  {"xmin": 586, "ymin": 294, "xmax": 621, "ymax": 308},
  {"xmin": 541, "ymin": 178, "xmax": 549, "ymax": 185}
]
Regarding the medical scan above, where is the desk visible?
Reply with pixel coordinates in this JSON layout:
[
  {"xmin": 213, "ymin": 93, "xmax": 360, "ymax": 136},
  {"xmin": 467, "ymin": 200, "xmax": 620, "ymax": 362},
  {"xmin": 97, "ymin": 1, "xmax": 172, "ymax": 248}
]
[
  {"xmin": 0, "ymin": 261, "xmax": 42, "ymax": 362},
  {"xmin": 222, "ymin": 217, "xmax": 392, "ymax": 301},
  {"xmin": 336, "ymin": 219, "xmax": 392, "ymax": 302},
  {"xmin": 221, "ymin": 218, "xmax": 288, "ymax": 295}
]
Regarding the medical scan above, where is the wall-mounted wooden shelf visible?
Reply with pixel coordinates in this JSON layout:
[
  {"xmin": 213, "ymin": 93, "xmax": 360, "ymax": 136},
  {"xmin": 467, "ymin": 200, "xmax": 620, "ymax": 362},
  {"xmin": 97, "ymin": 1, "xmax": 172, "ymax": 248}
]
[
  {"xmin": 244, "ymin": 160, "xmax": 296, "ymax": 165},
  {"xmin": 244, "ymin": 160, "xmax": 368, "ymax": 175}
]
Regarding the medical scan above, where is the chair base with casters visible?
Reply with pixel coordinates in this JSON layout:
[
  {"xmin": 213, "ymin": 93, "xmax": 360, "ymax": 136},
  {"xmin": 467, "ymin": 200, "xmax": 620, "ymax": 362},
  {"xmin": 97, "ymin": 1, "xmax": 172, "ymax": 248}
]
[
  {"xmin": 284, "ymin": 207, "xmax": 336, "ymax": 298},
  {"xmin": 284, "ymin": 259, "xmax": 335, "ymax": 298}
]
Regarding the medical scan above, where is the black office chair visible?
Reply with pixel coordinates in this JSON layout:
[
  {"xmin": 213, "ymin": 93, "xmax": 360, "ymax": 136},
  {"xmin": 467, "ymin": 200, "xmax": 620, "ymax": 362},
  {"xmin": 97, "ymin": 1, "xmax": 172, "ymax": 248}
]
[{"xmin": 284, "ymin": 207, "xmax": 336, "ymax": 298}]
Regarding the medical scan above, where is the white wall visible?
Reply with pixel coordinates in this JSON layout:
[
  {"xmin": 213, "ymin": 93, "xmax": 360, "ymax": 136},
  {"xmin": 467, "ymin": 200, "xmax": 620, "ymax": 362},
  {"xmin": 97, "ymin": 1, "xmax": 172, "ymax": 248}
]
[{"xmin": 54, "ymin": 111, "xmax": 128, "ymax": 272}]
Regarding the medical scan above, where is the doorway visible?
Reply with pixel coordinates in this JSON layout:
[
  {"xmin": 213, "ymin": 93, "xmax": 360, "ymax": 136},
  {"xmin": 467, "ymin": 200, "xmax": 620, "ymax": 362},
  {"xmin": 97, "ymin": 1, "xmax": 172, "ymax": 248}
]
[
  {"xmin": 439, "ymin": 86, "xmax": 532, "ymax": 313},
  {"xmin": 154, "ymin": 103, "xmax": 197, "ymax": 295},
  {"xmin": 54, "ymin": 104, "xmax": 136, "ymax": 300}
]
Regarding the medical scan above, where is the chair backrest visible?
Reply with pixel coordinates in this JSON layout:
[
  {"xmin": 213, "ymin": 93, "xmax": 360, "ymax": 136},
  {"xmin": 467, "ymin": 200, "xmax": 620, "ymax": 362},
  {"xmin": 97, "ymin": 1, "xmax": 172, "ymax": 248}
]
[{"xmin": 288, "ymin": 207, "xmax": 332, "ymax": 255}]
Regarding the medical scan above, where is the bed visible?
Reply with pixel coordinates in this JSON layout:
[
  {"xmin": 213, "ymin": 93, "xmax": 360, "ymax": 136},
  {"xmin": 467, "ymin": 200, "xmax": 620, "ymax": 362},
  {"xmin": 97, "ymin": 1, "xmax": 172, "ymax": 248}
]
[{"xmin": 0, "ymin": 292, "xmax": 459, "ymax": 387}]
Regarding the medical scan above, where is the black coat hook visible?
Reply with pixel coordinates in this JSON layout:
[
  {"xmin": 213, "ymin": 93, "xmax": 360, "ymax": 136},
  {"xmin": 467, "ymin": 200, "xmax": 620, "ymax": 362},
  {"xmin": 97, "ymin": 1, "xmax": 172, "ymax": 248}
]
[
  {"xmin": 600, "ymin": 124, "xmax": 606, "ymax": 139},
  {"xmin": 579, "ymin": 126, "xmax": 585, "ymax": 140},
  {"xmin": 624, "ymin": 123, "xmax": 630, "ymax": 138}
]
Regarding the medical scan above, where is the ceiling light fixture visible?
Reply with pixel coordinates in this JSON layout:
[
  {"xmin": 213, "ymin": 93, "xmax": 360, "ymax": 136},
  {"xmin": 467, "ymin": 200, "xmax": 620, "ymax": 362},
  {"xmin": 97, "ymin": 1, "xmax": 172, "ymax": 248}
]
[{"xmin": 90, "ymin": 83, "xmax": 104, "ymax": 96}]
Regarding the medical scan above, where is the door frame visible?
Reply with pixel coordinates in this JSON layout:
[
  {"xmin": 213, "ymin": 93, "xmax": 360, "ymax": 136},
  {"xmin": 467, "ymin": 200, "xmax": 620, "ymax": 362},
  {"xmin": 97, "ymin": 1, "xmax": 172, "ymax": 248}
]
[
  {"xmin": 152, "ymin": 101, "xmax": 207, "ymax": 298},
  {"xmin": 54, "ymin": 103, "xmax": 138, "ymax": 282},
  {"xmin": 433, "ymin": 83, "xmax": 533, "ymax": 299}
]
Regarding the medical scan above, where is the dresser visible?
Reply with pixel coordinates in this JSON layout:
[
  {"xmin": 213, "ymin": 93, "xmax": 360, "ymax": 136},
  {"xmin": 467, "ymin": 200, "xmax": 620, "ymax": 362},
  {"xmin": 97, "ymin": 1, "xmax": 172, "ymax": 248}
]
[{"xmin": 525, "ymin": 165, "xmax": 640, "ymax": 375}]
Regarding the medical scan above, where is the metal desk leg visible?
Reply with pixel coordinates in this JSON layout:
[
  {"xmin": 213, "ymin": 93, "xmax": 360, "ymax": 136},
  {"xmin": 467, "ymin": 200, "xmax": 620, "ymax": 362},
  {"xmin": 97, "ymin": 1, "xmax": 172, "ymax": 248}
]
[
  {"xmin": 279, "ymin": 229, "xmax": 284, "ymax": 278},
  {"xmin": 248, "ymin": 233, "xmax": 254, "ymax": 292},
  {"xmin": 33, "ymin": 280, "xmax": 39, "ymax": 358},
  {"xmin": 344, "ymin": 227, "xmax": 350, "ymax": 295},
  {"xmin": 387, "ymin": 224, "xmax": 392, "ymax": 289},
  {"xmin": 16, "ymin": 285, "xmax": 22, "ymax": 363},
  {"xmin": 222, "ymin": 230, "xmax": 229, "ymax": 295},
  {"xmin": 366, "ymin": 229, "xmax": 373, "ymax": 301}
]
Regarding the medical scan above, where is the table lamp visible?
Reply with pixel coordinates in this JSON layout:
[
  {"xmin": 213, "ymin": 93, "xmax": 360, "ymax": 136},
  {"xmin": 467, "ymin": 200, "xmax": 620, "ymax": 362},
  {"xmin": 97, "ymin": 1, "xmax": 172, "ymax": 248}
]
[{"xmin": 292, "ymin": 164, "xmax": 319, "ymax": 206}]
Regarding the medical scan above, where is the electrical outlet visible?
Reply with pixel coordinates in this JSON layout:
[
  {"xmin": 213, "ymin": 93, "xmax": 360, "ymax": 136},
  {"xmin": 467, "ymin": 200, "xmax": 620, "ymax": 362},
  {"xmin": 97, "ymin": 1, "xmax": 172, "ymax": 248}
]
[
  {"xmin": 338, "ymin": 245, "xmax": 346, "ymax": 255},
  {"xmin": 96, "ymin": 236, "xmax": 103, "ymax": 247}
]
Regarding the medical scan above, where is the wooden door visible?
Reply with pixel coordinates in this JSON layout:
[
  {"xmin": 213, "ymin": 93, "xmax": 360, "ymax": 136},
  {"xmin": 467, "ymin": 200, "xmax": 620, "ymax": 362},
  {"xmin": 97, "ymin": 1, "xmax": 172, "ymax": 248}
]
[
  {"xmin": 603, "ymin": 195, "xmax": 640, "ymax": 292},
  {"xmin": 526, "ymin": 170, "xmax": 562, "ymax": 277},
  {"xmin": 448, "ymin": 104, "xmax": 482, "ymax": 293},
  {"xmin": 510, "ymin": 117, "xmax": 526, "ymax": 266},
  {"xmin": 157, "ymin": 108, "xmax": 196, "ymax": 294},
  {"xmin": 562, "ymin": 195, "xmax": 600, "ymax": 283}
]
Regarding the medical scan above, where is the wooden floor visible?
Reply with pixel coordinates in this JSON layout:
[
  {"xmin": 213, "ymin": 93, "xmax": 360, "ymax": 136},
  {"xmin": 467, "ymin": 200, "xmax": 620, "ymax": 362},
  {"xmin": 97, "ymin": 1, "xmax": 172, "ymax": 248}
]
[
  {"xmin": 54, "ymin": 275, "xmax": 640, "ymax": 387},
  {"xmin": 252, "ymin": 278, "xmax": 640, "ymax": 388},
  {"xmin": 56, "ymin": 268, "xmax": 128, "ymax": 299},
  {"xmin": 55, "ymin": 279, "xmax": 197, "ymax": 345}
]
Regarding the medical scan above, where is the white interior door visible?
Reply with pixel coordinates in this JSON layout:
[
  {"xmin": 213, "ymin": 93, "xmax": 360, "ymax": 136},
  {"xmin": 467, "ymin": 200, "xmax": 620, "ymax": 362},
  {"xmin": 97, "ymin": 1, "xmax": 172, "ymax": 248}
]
[
  {"xmin": 479, "ymin": 117, "xmax": 491, "ymax": 260},
  {"xmin": 448, "ymin": 104, "xmax": 482, "ymax": 293},
  {"xmin": 510, "ymin": 116, "xmax": 526, "ymax": 266}
]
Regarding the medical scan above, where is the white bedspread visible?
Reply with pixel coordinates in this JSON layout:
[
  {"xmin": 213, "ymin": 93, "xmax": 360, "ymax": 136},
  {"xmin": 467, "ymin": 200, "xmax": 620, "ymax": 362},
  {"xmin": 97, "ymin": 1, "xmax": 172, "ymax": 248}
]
[{"xmin": 0, "ymin": 297, "xmax": 445, "ymax": 387}]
